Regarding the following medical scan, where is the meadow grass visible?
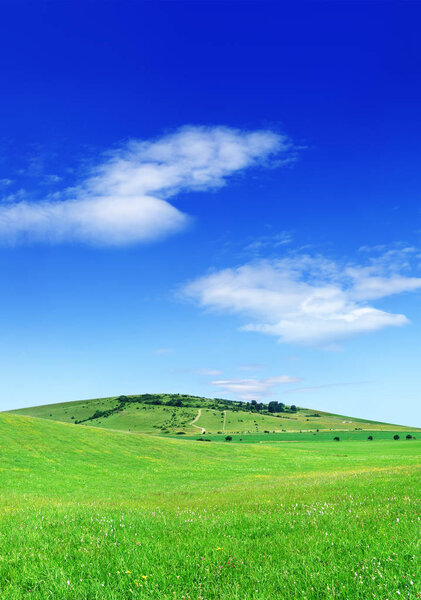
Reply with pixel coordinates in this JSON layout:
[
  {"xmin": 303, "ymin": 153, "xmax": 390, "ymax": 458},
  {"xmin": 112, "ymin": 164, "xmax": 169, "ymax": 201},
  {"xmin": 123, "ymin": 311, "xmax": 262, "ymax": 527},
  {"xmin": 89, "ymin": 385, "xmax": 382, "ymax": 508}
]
[
  {"xmin": 1, "ymin": 412, "xmax": 420, "ymax": 599},
  {"xmin": 194, "ymin": 408, "xmax": 417, "ymax": 435},
  {"xmin": 86, "ymin": 404, "xmax": 199, "ymax": 434},
  {"xmin": 9, "ymin": 395, "xmax": 417, "ymax": 436},
  {"xmin": 9, "ymin": 398, "xmax": 199, "ymax": 434},
  {"xmin": 175, "ymin": 430, "xmax": 420, "ymax": 443}
]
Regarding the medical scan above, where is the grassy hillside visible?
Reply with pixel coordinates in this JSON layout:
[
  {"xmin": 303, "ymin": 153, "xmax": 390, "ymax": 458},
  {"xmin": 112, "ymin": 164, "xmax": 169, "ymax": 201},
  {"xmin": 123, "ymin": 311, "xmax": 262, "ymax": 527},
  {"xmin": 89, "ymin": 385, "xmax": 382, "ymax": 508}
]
[
  {"xmin": 8, "ymin": 392, "xmax": 418, "ymax": 437},
  {"xmin": 0, "ymin": 411, "xmax": 419, "ymax": 599}
]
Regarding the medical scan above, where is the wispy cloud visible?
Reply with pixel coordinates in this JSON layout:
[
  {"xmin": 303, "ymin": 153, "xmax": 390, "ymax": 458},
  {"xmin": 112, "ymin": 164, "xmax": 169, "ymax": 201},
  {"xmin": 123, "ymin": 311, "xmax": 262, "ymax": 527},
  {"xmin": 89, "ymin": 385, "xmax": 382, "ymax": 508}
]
[
  {"xmin": 244, "ymin": 231, "xmax": 293, "ymax": 254},
  {"xmin": 182, "ymin": 249, "xmax": 421, "ymax": 347},
  {"xmin": 211, "ymin": 375, "xmax": 300, "ymax": 401},
  {"xmin": 0, "ymin": 126, "xmax": 290, "ymax": 246}
]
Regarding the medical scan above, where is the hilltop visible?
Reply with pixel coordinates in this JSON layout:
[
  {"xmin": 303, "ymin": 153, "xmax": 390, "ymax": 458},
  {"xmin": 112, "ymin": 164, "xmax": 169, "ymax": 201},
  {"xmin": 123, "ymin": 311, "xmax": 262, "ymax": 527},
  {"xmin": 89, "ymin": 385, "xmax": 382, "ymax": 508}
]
[{"xmin": 8, "ymin": 392, "xmax": 418, "ymax": 440}]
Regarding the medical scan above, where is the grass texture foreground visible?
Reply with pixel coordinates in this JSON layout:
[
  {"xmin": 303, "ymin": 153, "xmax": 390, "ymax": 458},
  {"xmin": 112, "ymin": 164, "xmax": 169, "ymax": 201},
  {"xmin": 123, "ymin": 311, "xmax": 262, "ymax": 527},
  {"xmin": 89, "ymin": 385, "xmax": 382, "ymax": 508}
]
[{"xmin": 1, "ymin": 412, "xmax": 420, "ymax": 599}]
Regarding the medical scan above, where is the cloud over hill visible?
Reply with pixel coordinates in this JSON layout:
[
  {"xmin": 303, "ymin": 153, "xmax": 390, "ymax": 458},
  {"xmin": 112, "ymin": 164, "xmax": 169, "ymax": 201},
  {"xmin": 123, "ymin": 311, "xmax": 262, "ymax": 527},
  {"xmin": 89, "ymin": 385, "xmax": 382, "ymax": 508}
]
[{"xmin": 183, "ymin": 250, "xmax": 421, "ymax": 346}]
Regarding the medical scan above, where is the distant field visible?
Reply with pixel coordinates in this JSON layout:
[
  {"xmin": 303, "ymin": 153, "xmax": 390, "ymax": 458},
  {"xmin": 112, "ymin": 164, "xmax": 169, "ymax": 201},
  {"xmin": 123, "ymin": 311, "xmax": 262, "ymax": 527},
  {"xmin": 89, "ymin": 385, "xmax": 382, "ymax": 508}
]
[
  {"xmin": 8, "ymin": 393, "xmax": 418, "ymax": 437},
  {"xmin": 193, "ymin": 406, "xmax": 414, "ymax": 434},
  {"xmin": 172, "ymin": 429, "xmax": 420, "ymax": 443}
]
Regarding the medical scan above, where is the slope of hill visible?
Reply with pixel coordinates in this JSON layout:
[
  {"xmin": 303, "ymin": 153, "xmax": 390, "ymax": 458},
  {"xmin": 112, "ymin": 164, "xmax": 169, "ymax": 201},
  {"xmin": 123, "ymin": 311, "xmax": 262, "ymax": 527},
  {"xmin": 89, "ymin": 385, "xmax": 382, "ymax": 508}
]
[
  {"xmin": 0, "ymin": 410, "xmax": 419, "ymax": 599},
  {"xmin": 8, "ymin": 392, "xmax": 419, "ymax": 438}
]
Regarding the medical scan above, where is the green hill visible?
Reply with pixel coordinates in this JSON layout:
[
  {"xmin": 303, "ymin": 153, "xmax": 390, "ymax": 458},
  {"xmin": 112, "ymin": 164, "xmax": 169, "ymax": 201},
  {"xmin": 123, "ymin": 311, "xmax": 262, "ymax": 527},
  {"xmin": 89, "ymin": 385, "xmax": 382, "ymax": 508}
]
[
  {"xmin": 0, "ymin": 410, "xmax": 419, "ymax": 599},
  {"xmin": 8, "ymin": 393, "xmax": 419, "ymax": 440}
]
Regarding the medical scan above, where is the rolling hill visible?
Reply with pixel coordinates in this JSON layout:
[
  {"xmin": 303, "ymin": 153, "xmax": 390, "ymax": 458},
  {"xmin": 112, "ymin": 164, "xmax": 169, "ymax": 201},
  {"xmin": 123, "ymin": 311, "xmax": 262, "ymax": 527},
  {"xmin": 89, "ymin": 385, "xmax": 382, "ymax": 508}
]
[{"xmin": 8, "ymin": 392, "xmax": 419, "ymax": 440}]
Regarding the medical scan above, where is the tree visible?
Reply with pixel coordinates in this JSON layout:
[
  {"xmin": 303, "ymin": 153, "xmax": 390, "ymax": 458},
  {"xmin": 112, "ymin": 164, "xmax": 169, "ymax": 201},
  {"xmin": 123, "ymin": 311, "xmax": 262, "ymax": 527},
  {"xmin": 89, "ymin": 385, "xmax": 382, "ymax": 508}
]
[
  {"xmin": 406, "ymin": 434, "xmax": 412, "ymax": 440},
  {"xmin": 290, "ymin": 405, "xmax": 297, "ymax": 412},
  {"xmin": 268, "ymin": 401, "xmax": 286, "ymax": 413},
  {"xmin": 225, "ymin": 435, "xmax": 232, "ymax": 442},
  {"xmin": 368, "ymin": 435, "xmax": 373, "ymax": 440},
  {"xmin": 333, "ymin": 436, "xmax": 340, "ymax": 441},
  {"xmin": 167, "ymin": 398, "xmax": 183, "ymax": 407},
  {"xmin": 393, "ymin": 434, "xmax": 400, "ymax": 440}
]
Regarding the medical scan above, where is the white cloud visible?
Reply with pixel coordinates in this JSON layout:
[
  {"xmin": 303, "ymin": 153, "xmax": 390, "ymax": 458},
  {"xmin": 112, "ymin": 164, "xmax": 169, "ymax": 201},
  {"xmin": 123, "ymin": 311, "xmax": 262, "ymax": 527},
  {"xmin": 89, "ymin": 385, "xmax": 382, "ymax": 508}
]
[
  {"xmin": 211, "ymin": 375, "xmax": 300, "ymax": 401},
  {"xmin": 0, "ymin": 126, "xmax": 288, "ymax": 246},
  {"xmin": 183, "ymin": 252, "xmax": 421, "ymax": 347}
]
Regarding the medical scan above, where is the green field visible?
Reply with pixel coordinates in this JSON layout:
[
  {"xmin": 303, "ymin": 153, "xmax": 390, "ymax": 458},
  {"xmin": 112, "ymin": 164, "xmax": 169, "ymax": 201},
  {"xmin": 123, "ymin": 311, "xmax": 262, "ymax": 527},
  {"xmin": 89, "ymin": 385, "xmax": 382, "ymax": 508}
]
[
  {"xmin": 174, "ymin": 429, "xmax": 420, "ymax": 443},
  {"xmin": 192, "ymin": 406, "xmax": 415, "ymax": 435},
  {"xmin": 9, "ymin": 393, "xmax": 417, "ymax": 436},
  {"xmin": 1, "ymin": 403, "xmax": 420, "ymax": 599}
]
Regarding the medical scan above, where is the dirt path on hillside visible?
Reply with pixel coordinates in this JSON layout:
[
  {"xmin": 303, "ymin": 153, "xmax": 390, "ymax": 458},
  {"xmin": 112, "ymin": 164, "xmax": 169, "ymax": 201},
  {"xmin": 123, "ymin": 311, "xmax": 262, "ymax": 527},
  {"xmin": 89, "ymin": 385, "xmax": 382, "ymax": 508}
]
[{"xmin": 190, "ymin": 408, "xmax": 206, "ymax": 434}]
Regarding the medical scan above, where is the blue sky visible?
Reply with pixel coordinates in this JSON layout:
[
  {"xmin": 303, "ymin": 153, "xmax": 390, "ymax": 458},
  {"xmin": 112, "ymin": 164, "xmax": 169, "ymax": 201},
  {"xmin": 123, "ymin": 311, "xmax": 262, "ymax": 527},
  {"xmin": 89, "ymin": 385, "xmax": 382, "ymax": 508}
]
[{"xmin": 1, "ymin": 2, "xmax": 420, "ymax": 426}]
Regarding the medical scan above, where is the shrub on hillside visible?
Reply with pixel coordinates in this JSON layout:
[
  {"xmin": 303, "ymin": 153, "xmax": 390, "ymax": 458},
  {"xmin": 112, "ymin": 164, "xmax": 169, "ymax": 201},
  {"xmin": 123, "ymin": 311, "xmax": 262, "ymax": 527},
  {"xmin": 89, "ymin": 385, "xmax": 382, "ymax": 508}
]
[{"xmin": 117, "ymin": 395, "xmax": 129, "ymax": 403}]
